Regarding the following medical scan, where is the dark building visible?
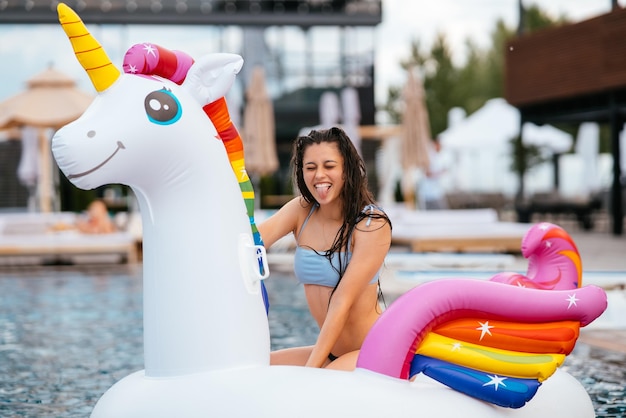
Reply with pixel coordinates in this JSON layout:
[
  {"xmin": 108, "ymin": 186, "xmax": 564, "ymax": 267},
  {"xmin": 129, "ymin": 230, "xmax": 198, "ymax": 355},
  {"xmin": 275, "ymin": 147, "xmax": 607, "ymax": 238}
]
[
  {"xmin": 1, "ymin": 0, "xmax": 383, "ymax": 203},
  {"xmin": 505, "ymin": 6, "xmax": 626, "ymax": 235}
]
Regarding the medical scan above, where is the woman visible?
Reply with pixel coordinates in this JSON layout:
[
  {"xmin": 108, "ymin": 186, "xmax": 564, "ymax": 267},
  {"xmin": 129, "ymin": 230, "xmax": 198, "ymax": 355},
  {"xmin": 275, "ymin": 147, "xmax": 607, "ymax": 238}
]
[
  {"xmin": 258, "ymin": 127, "xmax": 392, "ymax": 370},
  {"xmin": 76, "ymin": 199, "xmax": 116, "ymax": 234}
]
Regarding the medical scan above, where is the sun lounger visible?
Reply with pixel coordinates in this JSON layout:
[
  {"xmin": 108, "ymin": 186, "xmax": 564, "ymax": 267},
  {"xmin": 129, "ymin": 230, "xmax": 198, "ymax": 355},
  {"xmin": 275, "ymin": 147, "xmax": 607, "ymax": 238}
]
[
  {"xmin": 385, "ymin": 206, "xmax": 530, "ymax": 253},
  {"xmin": 0, "ymin": 212, "xmax": 138, "ymax": 265}
]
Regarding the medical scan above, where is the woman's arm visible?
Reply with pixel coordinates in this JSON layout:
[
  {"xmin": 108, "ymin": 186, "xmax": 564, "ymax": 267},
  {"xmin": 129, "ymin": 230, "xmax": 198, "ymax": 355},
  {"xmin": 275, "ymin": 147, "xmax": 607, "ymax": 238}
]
[
  {"xmin": 257, "ymin": 197, "xmax": 304, "ymax": 249},
  {"xmin": 305, "ymin": 214, "xmax": 392, "ymax": 368}
]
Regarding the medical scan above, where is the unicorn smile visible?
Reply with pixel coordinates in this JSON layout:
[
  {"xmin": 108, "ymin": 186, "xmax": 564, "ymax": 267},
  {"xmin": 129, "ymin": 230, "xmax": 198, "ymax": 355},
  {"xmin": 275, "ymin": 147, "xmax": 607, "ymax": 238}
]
[{"xmin": 67, "ymin": 141, "xmax": 126, "ymax": 179}]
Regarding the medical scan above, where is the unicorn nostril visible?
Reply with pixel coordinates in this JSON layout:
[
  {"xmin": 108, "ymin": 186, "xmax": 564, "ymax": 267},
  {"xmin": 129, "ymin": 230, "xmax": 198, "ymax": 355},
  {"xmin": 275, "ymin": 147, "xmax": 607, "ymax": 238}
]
[{"xmin": 87, "ymin": 130, "xmax": 96, "ymax": 138}]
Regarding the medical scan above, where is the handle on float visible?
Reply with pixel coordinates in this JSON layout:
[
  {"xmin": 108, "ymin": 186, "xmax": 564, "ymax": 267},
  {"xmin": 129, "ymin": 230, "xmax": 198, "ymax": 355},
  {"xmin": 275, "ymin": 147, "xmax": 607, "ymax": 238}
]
[{"xmin": 239, "ymin": 234, "xmax": 269, "ymax": 295}]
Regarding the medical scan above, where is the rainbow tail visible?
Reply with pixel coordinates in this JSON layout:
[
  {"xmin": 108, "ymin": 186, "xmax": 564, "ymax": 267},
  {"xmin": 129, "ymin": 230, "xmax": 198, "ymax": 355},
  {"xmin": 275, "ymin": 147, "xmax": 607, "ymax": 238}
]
[
  {"xmin": 410, "ymin": 355, "xmax": 541, "ymax": 408},
  {"xmin": 357, "ymin": 278, "xmax": 607, "ymax": 408}
]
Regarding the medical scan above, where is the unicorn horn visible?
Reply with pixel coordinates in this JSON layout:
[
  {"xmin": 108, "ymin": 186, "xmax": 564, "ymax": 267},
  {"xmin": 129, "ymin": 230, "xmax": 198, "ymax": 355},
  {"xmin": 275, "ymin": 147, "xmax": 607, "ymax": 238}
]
[{"xmin": 57, "ymin": 3, "xmax": 120, "ymax": 92}]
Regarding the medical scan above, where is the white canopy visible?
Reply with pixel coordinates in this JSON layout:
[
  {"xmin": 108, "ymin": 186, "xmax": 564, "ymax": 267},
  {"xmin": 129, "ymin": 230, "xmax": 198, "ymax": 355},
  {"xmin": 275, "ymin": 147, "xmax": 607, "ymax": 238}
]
[
  {"xmin": 439, "ymin": 98, "xmax": 573, "ymax": 153},
  {"xmin": 437, "ymin": 98, "xmax": 573, "ymax": 196},
  {"xmin": 522, "ymin": 122, "xmax": 573, "ymax": 154},
  {"xmin": 439, "ymin": 98, "xmax": 519, "ymax": 149}
]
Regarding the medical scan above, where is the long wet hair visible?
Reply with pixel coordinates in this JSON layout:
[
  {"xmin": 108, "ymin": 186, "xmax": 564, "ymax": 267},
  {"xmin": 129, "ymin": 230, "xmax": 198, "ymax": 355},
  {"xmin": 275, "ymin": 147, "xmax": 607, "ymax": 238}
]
[{"xmin": 291, "ymin": 127, "xmax": 391, "ymax": 302}]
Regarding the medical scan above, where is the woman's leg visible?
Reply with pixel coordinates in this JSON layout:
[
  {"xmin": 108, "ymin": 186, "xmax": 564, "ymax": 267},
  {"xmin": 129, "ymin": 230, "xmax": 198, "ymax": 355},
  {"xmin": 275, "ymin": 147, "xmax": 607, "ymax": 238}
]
[
  {"xmin": 270, "ymin": 346, "xmax": 315, "ymax": 366},
  {"xmin": 271, "ymin": 347, "xmax": 360, "ymax": 369},
  {"xmin": 324, "ymin": 350, "xmax": 359, "ymax": 371}
]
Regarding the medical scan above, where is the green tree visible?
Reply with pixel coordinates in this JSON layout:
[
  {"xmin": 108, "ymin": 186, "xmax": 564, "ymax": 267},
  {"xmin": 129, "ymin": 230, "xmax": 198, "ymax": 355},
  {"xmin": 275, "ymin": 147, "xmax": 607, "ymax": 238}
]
[
  {"xmin": 424, "ymin": 34, "xmax": 460, "ymax": 136},
  {"xmin": 383, "ymin": 34, "xmax": 459, "ymax": 136},
  {"xmin": 383, "ymin": 4, "xmax": 570, "ymax": 199},
  {"xmin": 520, "ymin": 5, "xmax": 570, "ymax": 33}
]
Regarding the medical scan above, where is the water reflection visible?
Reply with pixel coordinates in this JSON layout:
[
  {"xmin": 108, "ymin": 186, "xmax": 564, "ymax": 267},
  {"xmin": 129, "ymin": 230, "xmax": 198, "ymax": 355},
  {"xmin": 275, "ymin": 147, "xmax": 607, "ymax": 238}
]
[{"xmin": 0, "ymin": 266, "xmax": 623, "ymax": 417}]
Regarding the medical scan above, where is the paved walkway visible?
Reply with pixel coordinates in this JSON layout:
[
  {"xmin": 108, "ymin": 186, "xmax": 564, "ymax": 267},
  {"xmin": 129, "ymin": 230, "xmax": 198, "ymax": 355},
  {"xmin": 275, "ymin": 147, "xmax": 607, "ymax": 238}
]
[
  {"xmin": 571, "ymin": 229, "xmax": 626, "ymax": 353},
  {"xmin": 527, "ymin": 230, "xmax": 625, "ymax": 271},
  {"xmin": 579, "ymin": 329, "xmax": 626, "ymax": 354}
]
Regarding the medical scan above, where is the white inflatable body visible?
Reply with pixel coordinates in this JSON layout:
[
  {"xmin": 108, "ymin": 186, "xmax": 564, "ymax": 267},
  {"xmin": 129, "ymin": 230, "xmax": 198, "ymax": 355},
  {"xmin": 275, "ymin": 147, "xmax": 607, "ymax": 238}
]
[
  {"xmin": 91, "ymin": 368, "xmax": 593, "ymax": 418},
  {"xmin": 52, "ymin": 4, "xmax": 606, "ymax": 417}
]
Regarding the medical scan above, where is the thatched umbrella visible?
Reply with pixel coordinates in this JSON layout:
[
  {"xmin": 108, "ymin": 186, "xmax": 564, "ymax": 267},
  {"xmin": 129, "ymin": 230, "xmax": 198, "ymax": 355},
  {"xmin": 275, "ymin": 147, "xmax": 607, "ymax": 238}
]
[
  {"xmin": 242, "ymin": 66, "xmax": 279, "ymax": 206},
  {"xmin": 0, "ymin": 67, "xmax": 93, "ymax": 212},
  {"xmin": 0, "ymin": 67, "xmax": 93, "ymax": 129},
  {"xmin": 400, "ymin": 68, "xmax": 431, "ymax": 208},
  {"xmin": 243, "ymin": 66, "xmax": 278, "ymax": 177}
]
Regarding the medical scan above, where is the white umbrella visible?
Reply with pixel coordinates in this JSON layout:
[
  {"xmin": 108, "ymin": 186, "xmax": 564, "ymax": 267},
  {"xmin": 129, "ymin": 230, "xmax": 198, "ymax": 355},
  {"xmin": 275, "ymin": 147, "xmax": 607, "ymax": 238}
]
[
  {"xmin": 522, "ymin": 122, "xmax": 573, "ymax": 154},
  {"xmin": 17, "ymin": 126, "xmax": 39, "ymax": 187},
  {"xmin": 319, "ymin": 91, "xmax": 341, "ymax": 127},
  {"xmin": 17, "ymin": 126, "xmax": 40, "ymax": 211},
  {"xmin": 439, "ymin": 99, "xmax": 578, "ymax": 196},
  {"xmin": 340, "ymin": 87, "xmax": 362, "ymax": 156},
  {"xmin": 439, "ymin": 98, "xmax": 520, "ymax": 150},
  {"xmin": 298, "ymin": 91, "xmax": 341, "ymax": 138},
  {"xmin": 439, "ymin": 98, "xmax": 520, "ymax": 193},
  {"xmin": 575, "ymin": 122, "xmax": 600, "ymax": 196}
]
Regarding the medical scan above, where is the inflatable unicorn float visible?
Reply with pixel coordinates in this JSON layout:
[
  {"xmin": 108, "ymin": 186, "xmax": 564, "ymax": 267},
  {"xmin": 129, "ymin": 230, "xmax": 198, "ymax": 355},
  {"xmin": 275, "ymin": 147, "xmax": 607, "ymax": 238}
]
[{"xmin": 52, "ymin": 4, "xmax": 607, "ymax": 417}]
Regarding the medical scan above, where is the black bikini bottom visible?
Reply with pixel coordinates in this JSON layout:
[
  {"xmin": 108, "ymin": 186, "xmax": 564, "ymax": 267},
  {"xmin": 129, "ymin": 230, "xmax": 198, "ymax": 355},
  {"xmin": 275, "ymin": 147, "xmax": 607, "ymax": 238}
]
[{"xmin": 328, "ymin": 352, "xmax": 338, "ymax": 362}]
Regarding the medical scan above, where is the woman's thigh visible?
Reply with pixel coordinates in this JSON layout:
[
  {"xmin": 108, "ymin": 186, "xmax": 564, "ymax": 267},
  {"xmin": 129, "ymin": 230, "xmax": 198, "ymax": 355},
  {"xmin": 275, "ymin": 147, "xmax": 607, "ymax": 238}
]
[
  {"xmin": 270, "ymin": 346, "xmax": 315, "ymax": 366},
  {"xmin": 325, "ymin": 350, "xmax": 359, "ymax": 371}
]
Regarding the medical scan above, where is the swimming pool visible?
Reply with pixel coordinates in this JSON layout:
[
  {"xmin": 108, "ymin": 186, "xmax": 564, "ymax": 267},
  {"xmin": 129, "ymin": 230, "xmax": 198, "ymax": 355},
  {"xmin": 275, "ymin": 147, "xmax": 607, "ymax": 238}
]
[{"xmin": 0, "ymin": 265, "xmax": 624, "ymax": 417}]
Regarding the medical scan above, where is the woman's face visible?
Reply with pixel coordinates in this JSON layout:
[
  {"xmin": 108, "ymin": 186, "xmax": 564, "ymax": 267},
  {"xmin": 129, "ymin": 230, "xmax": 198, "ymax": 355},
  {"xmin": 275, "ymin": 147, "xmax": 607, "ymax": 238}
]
[{"xmin": 302, "ymin": 142, "xmax": 345, "ymax": 206}]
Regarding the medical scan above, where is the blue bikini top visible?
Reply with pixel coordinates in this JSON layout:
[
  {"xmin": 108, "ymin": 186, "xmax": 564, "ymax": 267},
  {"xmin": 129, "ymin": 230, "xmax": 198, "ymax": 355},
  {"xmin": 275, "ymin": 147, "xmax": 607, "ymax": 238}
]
[{"xmin": 293, "ymin": 204, "xmax": 381, "ymax": 288}]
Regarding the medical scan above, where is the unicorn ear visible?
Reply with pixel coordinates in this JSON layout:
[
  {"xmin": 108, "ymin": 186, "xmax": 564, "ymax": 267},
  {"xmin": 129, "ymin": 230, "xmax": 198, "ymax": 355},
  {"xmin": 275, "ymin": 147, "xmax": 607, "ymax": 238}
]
[{"xmin": 183, "ymin": 53, "xmax": 244, "ymax": 106}]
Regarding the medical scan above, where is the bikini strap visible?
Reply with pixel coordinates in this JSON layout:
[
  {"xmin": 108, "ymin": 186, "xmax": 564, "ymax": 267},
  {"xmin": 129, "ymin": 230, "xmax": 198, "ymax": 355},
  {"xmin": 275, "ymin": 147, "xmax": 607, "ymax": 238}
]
[
  {"xmin": 347, "ymin": 204, "xmax": 383, "ymax": 251},
  {"xmin": 362, "ymin": 204, "xmax": 381, "ymax": 227},
  {"xmin": 296, "ymin": 203, "xmax": 318, "ymax": 242}
]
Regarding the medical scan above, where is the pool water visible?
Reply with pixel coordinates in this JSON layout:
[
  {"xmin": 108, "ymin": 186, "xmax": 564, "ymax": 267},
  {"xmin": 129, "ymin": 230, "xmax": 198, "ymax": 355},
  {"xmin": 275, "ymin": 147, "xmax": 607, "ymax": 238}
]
[{"xmin": 0, "ymin": 265, "xmax": 624, "ymax": 417}]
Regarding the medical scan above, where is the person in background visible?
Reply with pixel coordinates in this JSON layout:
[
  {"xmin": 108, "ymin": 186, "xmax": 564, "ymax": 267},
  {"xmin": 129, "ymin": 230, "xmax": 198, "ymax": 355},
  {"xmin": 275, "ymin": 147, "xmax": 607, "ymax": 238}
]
[
  {"xmin": 419, "ymin": 137, "xmax": 449, "ymax": 210},
  {"xmin": 258, "ymin": 127, "xmax": 392, "ymax": 371},
  {"xmin": 76, "ymin": 199, "xmax": 116, "ymax": 234}
]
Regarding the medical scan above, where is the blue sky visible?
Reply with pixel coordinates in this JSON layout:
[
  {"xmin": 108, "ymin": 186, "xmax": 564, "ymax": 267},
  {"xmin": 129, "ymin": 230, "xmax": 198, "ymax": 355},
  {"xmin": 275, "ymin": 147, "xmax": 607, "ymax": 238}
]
[{"xmin": 0, "ymin": 0, "xmax": 619, "ymax": 108}]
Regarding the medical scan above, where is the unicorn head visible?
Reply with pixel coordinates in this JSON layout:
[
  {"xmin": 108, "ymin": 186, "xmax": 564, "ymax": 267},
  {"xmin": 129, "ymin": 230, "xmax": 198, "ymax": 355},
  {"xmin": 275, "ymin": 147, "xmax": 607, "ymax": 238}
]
[
  {"xmin": 52, "ymin": 3, "xmax": 243, "ymax": 192},
  {"xmin": 52, "ymin": 4, "xmax": 270, "ymax": 378}
]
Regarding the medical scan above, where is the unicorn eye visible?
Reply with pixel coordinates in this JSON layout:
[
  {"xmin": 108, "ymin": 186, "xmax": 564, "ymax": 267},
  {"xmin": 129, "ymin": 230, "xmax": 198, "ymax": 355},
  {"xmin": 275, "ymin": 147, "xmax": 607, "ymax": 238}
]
[{"xmin": 144, "ymin": 88, "xmax": 182, "ymax": 125}]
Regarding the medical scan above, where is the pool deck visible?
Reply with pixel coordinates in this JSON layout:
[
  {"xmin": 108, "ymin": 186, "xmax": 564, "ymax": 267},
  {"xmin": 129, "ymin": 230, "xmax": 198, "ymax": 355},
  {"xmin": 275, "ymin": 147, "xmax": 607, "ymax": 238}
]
[
  {"xmin": 575, "ymin": 229, "xmax": 625, "ymax": 358},
  {"xmin": 579, "ymin": 329, "xmax": 626, "ymax": 354},
  {"xmin": 531, "ymin": 229, "xmax": 626, "ymax": 356}
]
